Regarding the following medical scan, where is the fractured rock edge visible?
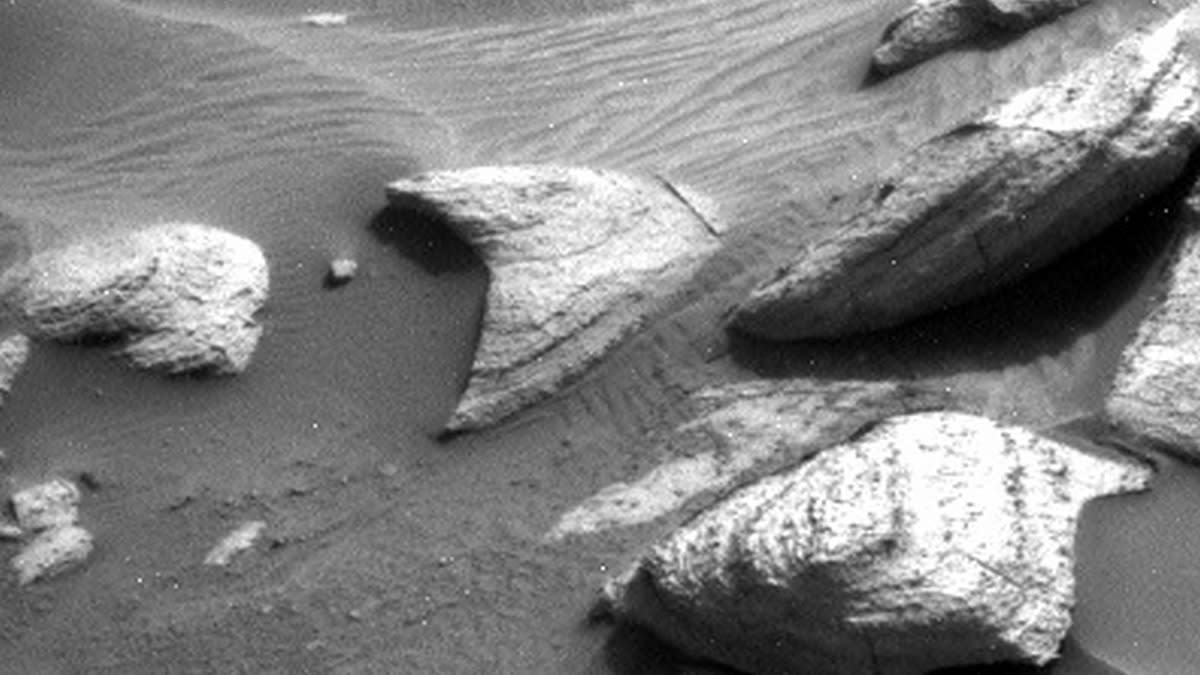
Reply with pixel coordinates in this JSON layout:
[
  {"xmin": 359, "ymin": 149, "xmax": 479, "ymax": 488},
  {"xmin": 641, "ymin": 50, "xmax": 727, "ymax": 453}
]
[
  {"xmin": 601, "ymin": 412, "xmax": 1152, "ymax": 675},
  {"xmin": 386, "ymin": 166, "xmax": 722, "ymax": 434},
  {"xmin": 736, "ymin": 6, "xmax": 1200, "ymax": 340}
]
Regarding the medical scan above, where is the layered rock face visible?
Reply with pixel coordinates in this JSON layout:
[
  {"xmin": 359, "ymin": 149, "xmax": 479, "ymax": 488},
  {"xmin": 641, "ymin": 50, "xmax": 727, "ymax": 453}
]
[
  {"xmin": 387, "ymin": 166, "xmax": 722, "ymax": 433},
  {"xmin": 602, "ymin": 412, "xmax": 1151, "ymax": 675},
  {"xmin": 1106, "ymin": 193, "xmax": 1200, "ymax": 460},
  {"xmin": 736, "ymin": 8, "xmax": 1200, "ymax": 340},
  {"xmin": 2, "ymin": 223, "xmax": 269, "ymax": 375},
  {"xmin": 872, "ymin": 0, "xmax": 1093, "ymax": 77}
]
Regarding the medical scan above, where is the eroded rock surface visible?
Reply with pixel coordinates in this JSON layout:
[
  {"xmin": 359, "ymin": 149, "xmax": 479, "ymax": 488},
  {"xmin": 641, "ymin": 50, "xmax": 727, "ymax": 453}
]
[
  {"xmin": 9, "ymin": 478, "xmax": 93, "ymax": 585},
  {"xmin": 602, "ymin": 412, "xmax": 1151, "ymax": 675},
  {"xmin": 871, "ymin": 0, "xmax": 1093, "ymax": 77},
  {"xmin": 737, "ymin": 7, "xmax": 1200, "ymax": 340},
  {"xmin": 2, "ymin": 223, "xmax": 269, "ymax": 375},
  {"xmin": 547, "ymin": 379, "xmax": 946, "ymax": 541},
  {"xmin": 386, "ymin": 166, "xmax": 722, "ymax": 433}
]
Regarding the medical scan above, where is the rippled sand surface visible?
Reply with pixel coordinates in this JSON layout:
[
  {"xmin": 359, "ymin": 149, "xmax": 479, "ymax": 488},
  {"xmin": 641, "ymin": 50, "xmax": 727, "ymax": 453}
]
[{"xmin": 0, "ymin": 0, "xmax": 1195, "ymax": 672}]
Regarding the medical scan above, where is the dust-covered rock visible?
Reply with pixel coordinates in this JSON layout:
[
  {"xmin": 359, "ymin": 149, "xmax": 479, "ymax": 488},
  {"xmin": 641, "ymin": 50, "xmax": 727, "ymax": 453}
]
[
  {"xmin": 2, "ymin": 223, "xmax": 269, "ymax": 375},
  {"xmin": 11, "ymin": 478, "xmax": 81, "ymax": 532},
  {"xmin": 11, "ymin": 524, "xmax": 94, "ymax": 585},
  {"xmin": 601, "ymin": 412, "xmax": 1151, "ymax": 675},
  {"xmin": 386, "ymin": 166, "xmax": 722, "ymax": 433},
  {"xmin": 737, "ymin": 7, "xmax": 1200, "ymax": 340}
]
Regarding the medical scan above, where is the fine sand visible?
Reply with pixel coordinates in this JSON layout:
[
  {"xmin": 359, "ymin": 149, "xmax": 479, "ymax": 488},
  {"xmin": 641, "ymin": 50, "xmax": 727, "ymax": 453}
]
[{"xmin": 0, "ymin": 0, "xmax": 1195, "ymax": 672}]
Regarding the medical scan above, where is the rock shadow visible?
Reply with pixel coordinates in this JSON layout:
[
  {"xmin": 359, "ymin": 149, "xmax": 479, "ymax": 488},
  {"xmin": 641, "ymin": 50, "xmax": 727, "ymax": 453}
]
[
  {"xmin": 368, "ymin": 203, "xmax": 486, "ymax": 278},
  {"xmin": 597, "ymin": 620, "xmax": 747, "ymax": 675}
]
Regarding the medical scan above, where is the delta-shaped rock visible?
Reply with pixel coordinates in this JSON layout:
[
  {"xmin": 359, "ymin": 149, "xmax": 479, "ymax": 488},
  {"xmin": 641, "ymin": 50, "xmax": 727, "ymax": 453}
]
[
  {"xmin": 387, "ymin": 165, "xmax": 722, "ymax": 433},
  {"xmin": 736, "ymin": 6, "xmax": 1200, "ymax": 340},
  {"xmin": 601, "ymin": 412, "xmax": 1152, "ymax": 675},
  {"xmin": 1, "ymin": 223, "xmax": 269, "ymax": 375}
]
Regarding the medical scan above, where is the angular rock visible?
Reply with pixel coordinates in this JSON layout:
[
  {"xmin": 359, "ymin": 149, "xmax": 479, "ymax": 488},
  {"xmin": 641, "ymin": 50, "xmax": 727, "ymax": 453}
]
[
  {"xmin": 1106, "ymin": 195, "xmax": 1200, "ymax": 461},
  {"xmin": 737, "ymin": 8, "xmax": 1200, "ymax": 340},
  {"xmin": 11, "ymin": 478, "xmax": 81, "ymax": 532},
  {"xmin": 386, "ymin": 166, "xmax": 722, "ymax": 433},
  {"xmin": 2, "ymin": 223, "xmax": 269, "ymax": 375},
  {"xmin": 0, "ymin": 333, "xmax": 30, "ymax": 404},
  {"xmin": 601, "ymin": 412, "xmax": 1151, "ymax": 675},
  {"xmin": 547, "ymin": 378, "xmax": 946, "ymax": 541},
  {"xmin": 325, "ymin": 257, "xmax": 358, "ymax": 288},
  {"xmin": 871, "ymin": 0, "xmax": 1093, "ymax": 77},
  {"xmin": 204, "ymin": 520, "xmax": 266, "ymax": 566},
  {"xmin": 11, "ymin": 524, "xmax": 94, "ymax": 585}
]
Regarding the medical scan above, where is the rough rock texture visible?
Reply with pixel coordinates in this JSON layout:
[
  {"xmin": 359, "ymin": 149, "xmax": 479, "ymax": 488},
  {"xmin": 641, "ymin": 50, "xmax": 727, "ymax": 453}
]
[
  {"xmin": 12, "ymin": 525, "xmax": 94, "ymax": 585},
  {"xmin": 386, "ymin": 166, "xmax": 722, "ymax": 433},
  {"xmin": 11, "ymin": 478, "xmax": 81, "ymax": 532},
  {"xmin": 602, "ymin": 412, "xmax": 1152, "ymax": 675},
  {"xmin": 736, "ymin": 8, "xmax": 1200, "ymax": 340},
  {"xmin": 0, "ymin": 333, "xmax": 30, "ymax": 404},
  {"xmin": 1106, "ymin": 194, "xmax": 1200, "ymax": 461},
  {"xmin": 204, "ymin": 520, "xmax": 266, "ymax": 566},
  {"xmin": 2, "ymin": 223, "xmax": 269, "ymax": 375},
  {"xmin": 871, "ymin": 0, "xmax": 1093, "ymax": 77},
  {"xmin": 547, "ymin": 379, "xmax": 946, "ymax": 541}
]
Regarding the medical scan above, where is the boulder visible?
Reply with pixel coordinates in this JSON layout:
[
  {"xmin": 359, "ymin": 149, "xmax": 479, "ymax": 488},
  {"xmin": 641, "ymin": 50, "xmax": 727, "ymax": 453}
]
[
  {"xmin": 871, "ymin": 0, "xmax": 1093, "ymax": 77},
  {"xmin": 601, "ymin": 412, "xmax": 1151, "ymax": 675},
  {"xmin": 2, "ymin": 223, "xmax": 269, "ymax": 375},
  {"xmin": 736, "ymin": 7, "xmax": 1200, "ymax": 340},
  {"xmin": 11, "ymin": 478, "xmax": 80, "ymax": 532},
  {"xmin": 547, "ymin": 378, "xmax": 946, "ymax": 541},
  {"xmin": 1106, "ymin": 194, "xmax": 1200, "ymax": 461},
  {"xmin": 8, "ymin": 478, "xmax": 93, "ymax": 585},
  {"xmin": 11, "ymin": 525, "xmax": 94, "ymax": 585},
  {"xmin": 386, "ymin": 166, "xmax": 722, "ymax": 433}
]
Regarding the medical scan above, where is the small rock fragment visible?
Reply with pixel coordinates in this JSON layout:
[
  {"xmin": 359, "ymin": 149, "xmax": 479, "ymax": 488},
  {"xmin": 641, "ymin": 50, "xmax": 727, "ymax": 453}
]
[
  {"xmin": 11, "ymin": 478, "xmax": 81, "ymax": 532},
  {"xmin": 11, "ymin": 524, "xmax": 93, "ymax": 585},
  {"xmin": 204, "ymin": 520, "xmax": 266, "ymax": 566},
  {"xmin": 301, "ymin": 12, "xmax": 348, "ymax": 27},
  {"xmin": 0, "ymin": 333, "xmax": 30, "ymax": 405},
  {"xmin": 603, "ymin": 412, "xmax": 1151, "ymax": 675},
  {"xmin": 324, "ymin": 257, "xmax": 358, "ymax": 288},
  {"xmin": 0, "ymin": 521, "xmax": 22, "ymax": 540}
]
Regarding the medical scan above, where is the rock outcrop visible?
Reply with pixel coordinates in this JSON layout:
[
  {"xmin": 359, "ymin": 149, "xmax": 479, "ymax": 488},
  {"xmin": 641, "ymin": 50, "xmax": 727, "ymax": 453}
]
[
  {"xmin": 1, "ymin": 223, "xmax": 269, "ymax": 375},
  {"xmin": 547, "ymin": 379, "xmax": 946, "ymax": 541},
  {"xmin": 386, "ymin": 166, "xmax": 722, "ymax": 433},
  {"xmin": 736, "ymin": 7, "xmax": 1200, "ymax": 340},
  {"xmin": 9, "ymin": 478, "xmax": 94, "ymax": 585},
  {"xmin": 1106, "ymin": 193, "xmax": 1200, "ymax": 461},
  {"xmin": 871, "ymin": 0, "xmax": 1093, "ymax": 77},
  {"xmin": 601, "ymin": 412, "xmax": 1151, "ymax": 675}
]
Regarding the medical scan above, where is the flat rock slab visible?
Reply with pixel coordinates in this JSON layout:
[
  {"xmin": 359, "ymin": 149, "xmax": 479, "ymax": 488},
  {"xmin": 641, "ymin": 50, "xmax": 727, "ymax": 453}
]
[
  {"xmin": 547, "ymin": 378, "xmax": 946, "ymax": 541},
  {"xmin": 386, "ymin": 166, "xmax": 722, "ymax": 434},
  {"xmin": 602, "ymin": 412, "xmax": 1151, "ymax": 675},
  {"xmin": 872, "ymin": 0, "xmax": 1094, "ymax": 77},
  {"xmin": 1107, "ymin": 193, "xmax": 1200, "ymax": 460},
  {"xmin": 736, "ymin": 7, "xmax": 1200, "ymax": 340},
  {"xmin": 2, "ymin": 223, "xmax": 269, "ymax": 375}
]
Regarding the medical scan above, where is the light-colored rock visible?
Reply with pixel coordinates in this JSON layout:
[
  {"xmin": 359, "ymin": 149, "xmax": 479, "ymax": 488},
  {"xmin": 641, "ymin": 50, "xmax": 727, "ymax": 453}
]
[
  {"xmin": 871, "ymin": 0, "xmax": 1093, "ymax": 77},
  {"xmin": 11, "ymin": 478, "xmax": 81, "ymax": 532},
  {"xmin": 547, "ymin": 379, "xmax": 946, "ymax": 541},
  {"xmin": 0, "ymin": 333, "xmax": 30, "ymax": 404},
  {"xmin": 2, "ymin": 223, "xmax": 269, "ymax": 375},
  {"xmin": 204, "ymin": 520, "xmax": 266, "ymax": 566},
  {"xmin": 386, "ymin": 166, "xmax": 722, "ymax": 433},
  {"xmin": 11, "ymin": 524, "xmax": 94, "ymax": 585},
  {"xmin": 737, "ymin": 7, "xmax": 1200, "ymax": 340},
  {"xmin": 325, "ymin": 257, "xmax": 358, "ymax": 287},
  {"xmin": 301, "ymin": 12, "xmax": 348, "ymax": 27},
  {"xmin": 602, "ymin": 412, "xmax": 1152, "ymax": 675},
  {"xmin": 1106, "ymin": 195, "xmax": 1200, "ymax": 461}
]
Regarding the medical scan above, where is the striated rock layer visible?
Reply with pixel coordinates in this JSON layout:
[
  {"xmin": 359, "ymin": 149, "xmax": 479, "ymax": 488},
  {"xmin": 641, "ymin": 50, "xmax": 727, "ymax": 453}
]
[
  {"xmin": 602, "ymin": 412, "xmax": 1152, "ymax": 675},
  {"xmin": 872, "ymin": 0, "xmax": 1094, "ymax": 77},
  {"xmin": 737, "ymin": 6, "xmax": 1200, "ymax": 340},
  {"xmin": 2, "ymin": 223, "xmax": 269, "ymax": 375},
  {"xmin": 386, "ymin": 165, "xmax": 722, "ymax": 434},
  {"xmin": 547, "ymin": 378, "xmax": 946, "ymax": 541}
]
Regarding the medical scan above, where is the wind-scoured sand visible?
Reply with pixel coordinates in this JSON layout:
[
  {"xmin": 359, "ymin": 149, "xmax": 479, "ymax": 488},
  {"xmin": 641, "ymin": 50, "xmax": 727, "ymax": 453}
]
[{"xmin": 0, "ymin": 0, "xmax": 1196, "ymax": 672}]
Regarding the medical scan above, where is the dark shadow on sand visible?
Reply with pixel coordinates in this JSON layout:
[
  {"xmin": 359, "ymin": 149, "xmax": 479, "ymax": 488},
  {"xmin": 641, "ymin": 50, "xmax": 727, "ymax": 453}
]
[{"xmin": 369, "ymin": 203, "xmax": 485, "ymax": 278}]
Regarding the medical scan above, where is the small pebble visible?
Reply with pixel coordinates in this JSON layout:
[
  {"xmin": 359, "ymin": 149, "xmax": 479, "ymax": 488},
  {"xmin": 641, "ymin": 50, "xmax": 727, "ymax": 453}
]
[{"xmin": 325, "ymin": 258, "xmax": 358, "ymax": 288}]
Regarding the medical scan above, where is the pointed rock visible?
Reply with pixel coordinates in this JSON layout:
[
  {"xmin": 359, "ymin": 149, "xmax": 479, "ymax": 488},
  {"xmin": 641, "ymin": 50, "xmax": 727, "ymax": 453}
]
[
  {"xmin": 738, "ymin": 7, "xmax": 1200, "ymax": 340},
  {"xmin": 2, "ymin": 223, "xmax": 269, "ymax": 375},
  {"xmin": 871, "ymin": 0, "xmax": 1094, "ymax": 78},
  {"xmin": 602, "ymin": 412, "xmax": 1151, "ymax": 675},
  {"xmin": 547, "ymin": 378, "xmax": 946, "ymax": 541},
  {"xmin": 386, "ymin": 166, "xmax": 722, "ymax": 433}
]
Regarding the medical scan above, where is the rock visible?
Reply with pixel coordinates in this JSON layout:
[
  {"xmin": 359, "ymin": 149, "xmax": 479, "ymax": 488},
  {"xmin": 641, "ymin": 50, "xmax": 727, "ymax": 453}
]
[
  {"xmin": 301, "ymin": 12, "xmax": 348, "ymax": 27},
  {"xmin": 11, "ymin": 524, "xmax": 94, "ymax": 585},
  {"xmin": 386, "ymin": 166, "xmax": 722, "ymax": 433},
  {"xmin": 2, "ymin": 223, "xmax": 269, "ymax": 375},
  {"xmin": 546, "ymin": 379, "xmax": 946, "ymax": 541},
  {"xmin": 11, "ymin": 478, "xmax": 81, "ymax": 532},
  {"xmin": 324, "ymin": 257, "xmax": 358, "ymax": 288},
  {"xmin": 204, "ymin": 520, "xmax": 266, "ymax": 566},
  {"xmin": 871, "ymin": 0, "xmax": 1093, "ymax": 77},
  {"xmin": 0, "ymin": 333, "xmax": 30, "ymax": 404},
  {"xmin": 601, "ymin": 412, "xmax": 1151, "ymax": 675},
  {"xmin": 736, "ymin": 8, "xmax": 1200, "ymax": 340},
  {"xmin": 1106, "ymin": 194, "xmax": 1200, "ymax": 460}
]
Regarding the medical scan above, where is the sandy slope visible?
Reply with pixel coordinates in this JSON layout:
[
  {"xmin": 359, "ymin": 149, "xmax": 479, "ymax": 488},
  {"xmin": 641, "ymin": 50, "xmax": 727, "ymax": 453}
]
[{"xmin": 0, "ymin": 0, "xmax": 1193, "ymax": 672}]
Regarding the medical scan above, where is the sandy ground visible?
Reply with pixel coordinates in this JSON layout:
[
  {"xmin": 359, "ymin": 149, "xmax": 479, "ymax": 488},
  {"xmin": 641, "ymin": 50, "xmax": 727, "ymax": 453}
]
[{"xmin": 0, "ymin": 0, "xmax": 1197, "ymax": 672}]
